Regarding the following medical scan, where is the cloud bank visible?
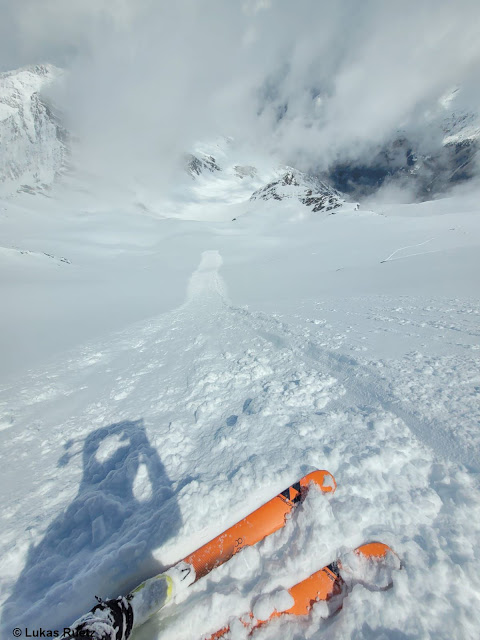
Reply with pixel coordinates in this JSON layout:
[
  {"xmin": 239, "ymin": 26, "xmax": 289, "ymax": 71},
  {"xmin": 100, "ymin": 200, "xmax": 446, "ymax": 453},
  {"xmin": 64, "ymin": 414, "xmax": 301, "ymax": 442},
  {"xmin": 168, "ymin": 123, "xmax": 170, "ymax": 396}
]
[{"xmin": 3, "ymin": 0, "xmax": 480, "ymax": 190}]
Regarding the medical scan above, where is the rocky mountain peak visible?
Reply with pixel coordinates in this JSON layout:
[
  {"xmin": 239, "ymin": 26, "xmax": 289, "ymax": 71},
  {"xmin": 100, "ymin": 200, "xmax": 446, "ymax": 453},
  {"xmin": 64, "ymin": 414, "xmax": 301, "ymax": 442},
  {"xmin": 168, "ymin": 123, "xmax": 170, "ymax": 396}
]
[
  {"xmin": 185, "ymin": 152, "xmax": 221, "ymax": 179},
  {"xmin": 250, "ymin": 167, "xmax": 345, "ymax": 213},
  {"xmin": 0, "ymin": 64, "xmax": 67, "ymax": 197}
]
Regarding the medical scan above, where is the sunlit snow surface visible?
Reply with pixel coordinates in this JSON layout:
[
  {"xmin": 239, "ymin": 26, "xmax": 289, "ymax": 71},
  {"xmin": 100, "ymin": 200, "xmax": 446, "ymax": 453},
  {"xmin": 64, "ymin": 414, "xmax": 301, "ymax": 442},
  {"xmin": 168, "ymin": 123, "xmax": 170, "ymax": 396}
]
[{"xmin": 0, "ymin": 177, "xmax": 480, "ymax": 639}]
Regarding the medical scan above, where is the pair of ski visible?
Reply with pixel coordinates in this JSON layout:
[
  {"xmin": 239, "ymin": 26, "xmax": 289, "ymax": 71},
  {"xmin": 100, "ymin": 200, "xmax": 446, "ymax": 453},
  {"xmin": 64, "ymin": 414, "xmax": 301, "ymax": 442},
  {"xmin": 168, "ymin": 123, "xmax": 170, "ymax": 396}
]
[{"xmin": 67, "ymin": 470, "xmax": 399, "ymax": 639}]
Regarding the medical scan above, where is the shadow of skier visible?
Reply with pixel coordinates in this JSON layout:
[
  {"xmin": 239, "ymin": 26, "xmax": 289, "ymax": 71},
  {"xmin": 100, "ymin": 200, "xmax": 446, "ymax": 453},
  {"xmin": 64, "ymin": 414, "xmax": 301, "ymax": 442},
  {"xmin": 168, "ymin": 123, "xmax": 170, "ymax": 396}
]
[{"xmin": 1, "ymin": 419, "xmax": 182, "ymax": 635}]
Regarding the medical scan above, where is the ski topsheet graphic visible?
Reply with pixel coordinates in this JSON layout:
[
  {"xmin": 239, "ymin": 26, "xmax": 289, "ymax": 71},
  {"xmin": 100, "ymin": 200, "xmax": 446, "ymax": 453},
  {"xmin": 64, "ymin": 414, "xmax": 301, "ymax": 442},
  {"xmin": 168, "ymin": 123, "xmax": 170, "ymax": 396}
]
[
  {"xmin": 65, "ymin": 470, "xmax": 336, "ymax": 639},
  {"xmin": 205, "ymin": 542, "xmax": 401, "ymax": 640}
]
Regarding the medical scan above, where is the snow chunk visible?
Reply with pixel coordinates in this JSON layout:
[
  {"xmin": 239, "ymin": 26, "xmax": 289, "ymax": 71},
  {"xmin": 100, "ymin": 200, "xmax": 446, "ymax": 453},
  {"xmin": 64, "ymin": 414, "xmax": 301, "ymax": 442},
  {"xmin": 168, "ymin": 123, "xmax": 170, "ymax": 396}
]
[
  {"xmin": 252, "ymin": 588, "xmax": 294, "ymax": 621},
  {"xmin": 340, "ymin": 546, "xmax": 401, "ymax": 591}
]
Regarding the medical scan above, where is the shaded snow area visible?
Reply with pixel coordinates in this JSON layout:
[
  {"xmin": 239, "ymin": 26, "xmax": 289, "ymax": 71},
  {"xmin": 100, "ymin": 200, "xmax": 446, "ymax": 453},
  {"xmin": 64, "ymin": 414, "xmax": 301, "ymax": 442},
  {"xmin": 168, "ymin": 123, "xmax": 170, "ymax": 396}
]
[{"xmin": 1, "ymin": 181, "xmax": 480, "ymax": 640}]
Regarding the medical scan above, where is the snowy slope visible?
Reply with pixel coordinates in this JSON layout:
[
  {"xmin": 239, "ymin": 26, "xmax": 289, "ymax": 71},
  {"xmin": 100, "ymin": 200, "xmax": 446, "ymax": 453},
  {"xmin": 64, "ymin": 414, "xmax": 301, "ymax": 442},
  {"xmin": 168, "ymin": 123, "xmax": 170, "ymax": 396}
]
[
  {"xmin": 1, "ymin": 175, "xmax": 480, "ymax": 640},
  {"xmin": 0, "ymin": 64, "xmax": 67, "ymax": 197}
]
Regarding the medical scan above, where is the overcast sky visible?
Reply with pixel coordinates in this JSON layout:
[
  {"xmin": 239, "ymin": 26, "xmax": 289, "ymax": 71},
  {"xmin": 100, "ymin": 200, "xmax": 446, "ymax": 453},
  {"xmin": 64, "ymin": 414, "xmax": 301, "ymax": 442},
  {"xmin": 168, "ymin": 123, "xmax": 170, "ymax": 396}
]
[{"xmin": 2, "ymin": 0, "xmax": 480, "ymax": 186}]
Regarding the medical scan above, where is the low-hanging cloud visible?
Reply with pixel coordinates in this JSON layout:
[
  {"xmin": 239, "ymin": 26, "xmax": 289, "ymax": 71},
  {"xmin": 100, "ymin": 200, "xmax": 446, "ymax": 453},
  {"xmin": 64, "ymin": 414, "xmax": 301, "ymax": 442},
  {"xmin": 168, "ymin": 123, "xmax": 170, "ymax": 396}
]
[{"xmin": 3, "ymin": 0, "xmax": 480, "ymax": 191}]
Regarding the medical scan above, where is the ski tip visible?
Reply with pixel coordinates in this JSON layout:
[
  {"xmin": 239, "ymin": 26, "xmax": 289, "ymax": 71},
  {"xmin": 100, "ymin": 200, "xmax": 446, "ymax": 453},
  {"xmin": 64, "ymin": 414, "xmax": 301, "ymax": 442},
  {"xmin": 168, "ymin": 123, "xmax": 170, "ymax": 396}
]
[
  {"xmin": 355, "ymin": 541, "xmax": 401, "ymax": 572},
  {"xmin": 300, "ymin": 470, "xmax": 337, "ymax": 494},
  {"xmin": 338, "ymin": 541, "xmax": 401, "ymax": 590},
  {"xmin": 355, "ymin": 542, "xmax": 398, "ymax": 562}
]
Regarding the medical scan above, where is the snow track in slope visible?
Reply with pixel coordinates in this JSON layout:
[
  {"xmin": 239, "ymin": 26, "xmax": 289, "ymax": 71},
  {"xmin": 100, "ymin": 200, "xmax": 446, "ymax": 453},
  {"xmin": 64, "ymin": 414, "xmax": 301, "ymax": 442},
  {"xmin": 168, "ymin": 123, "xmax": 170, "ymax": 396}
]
[
  {"xmin": 229, "ymin": 301, "xmax": 480, "ymax": 471},
  {"xmin": 185, "ymin": 250, "xmax": 227, "ymax": 304}
]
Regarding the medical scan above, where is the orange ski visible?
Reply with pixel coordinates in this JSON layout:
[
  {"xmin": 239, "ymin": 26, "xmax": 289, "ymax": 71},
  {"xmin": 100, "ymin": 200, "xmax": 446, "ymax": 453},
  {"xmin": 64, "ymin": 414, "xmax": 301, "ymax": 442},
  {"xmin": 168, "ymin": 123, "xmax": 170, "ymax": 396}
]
[
  {"xmin": 66, "ymin": 470, "xmax": 336, "ymax": 638},
  {"xmin": 205, "ymin": 542, "xmax": 399, "ymax": 639},
  {"xmin": 182, "ymin": 470, "xmax": 336, "ymax": 582}
]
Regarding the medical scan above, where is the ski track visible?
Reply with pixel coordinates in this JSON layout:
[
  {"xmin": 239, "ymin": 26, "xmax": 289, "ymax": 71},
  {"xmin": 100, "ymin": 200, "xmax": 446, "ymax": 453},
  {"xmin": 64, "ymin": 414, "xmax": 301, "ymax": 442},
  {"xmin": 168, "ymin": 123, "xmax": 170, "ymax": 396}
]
[
  {"xmin": 1, "ymin": 251, "xmax": 480, "ymax": 639},
  {"xmin": 243, "ymin": 310, "xmax": 480, "ymax": 473}
]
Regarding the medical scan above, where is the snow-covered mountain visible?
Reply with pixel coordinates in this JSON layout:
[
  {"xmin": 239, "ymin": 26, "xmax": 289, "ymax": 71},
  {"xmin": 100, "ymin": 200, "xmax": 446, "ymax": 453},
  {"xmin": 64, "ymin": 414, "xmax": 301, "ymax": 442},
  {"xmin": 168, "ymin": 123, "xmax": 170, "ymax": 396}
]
[
  {"xmin": 233, "ymin": 165, "xmax": 257, "ymax": 179},
  {"xmin": 0, "ymin": 64, "xmax": 68, "ymax": 197},
  {"xmin": 327, "ymin": 90, "xmax": 480, "ymax": 200},
  {"xmin": 250, "ymin": 168, "xmax": 346, "ymax": 213},
  {"xmin": 185, "ymin": 152, "xmax": 221, "ymax": 179},
  {"xmin": 1, "ymin": 64, "xmax": 478, "ymax": 208},
  {"xmin": 179, "ymin": 140, "xmax": 350, "ymax": 219}
]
